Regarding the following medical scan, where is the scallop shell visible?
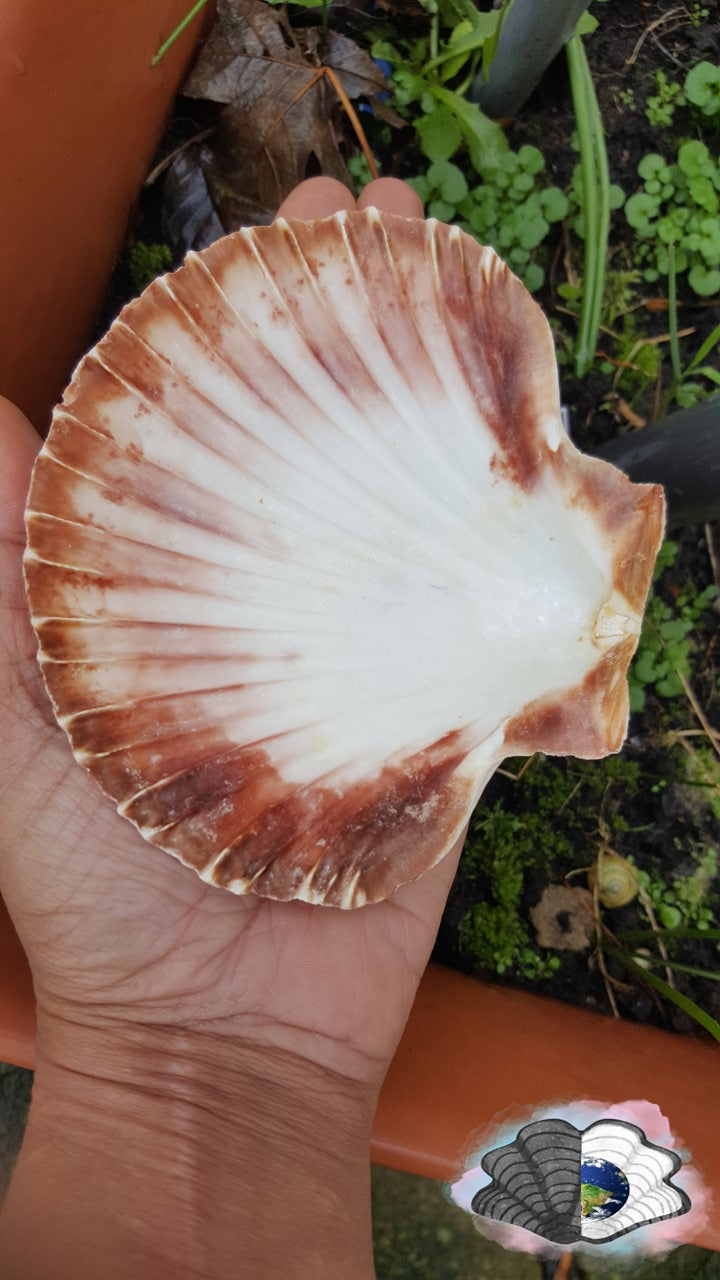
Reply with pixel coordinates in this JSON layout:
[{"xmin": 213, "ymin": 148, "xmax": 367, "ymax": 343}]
[
  {"xmin": 472, "ymin": 1117, "xmax": 582, "ymax": 1244},
  {"xmin": 471, "ymin": 1118, "xmax": 690, "ymax": 1244},
  {"xmin": 580, "ymin": 1119, "xmax": 690, "ymax": 1242},
  {"xmin": 24, "ymin": 210, "xmax": 665, "ymax": 908}
]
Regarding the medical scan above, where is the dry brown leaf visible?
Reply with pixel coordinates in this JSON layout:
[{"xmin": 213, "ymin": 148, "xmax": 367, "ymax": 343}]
[
  {"xmin": 181, "ymin": 0, "xmax": 391, "ymax": 228},
  {"xmin": 530, "ymin": 885, "xmax": 595, "ymax": 951}
]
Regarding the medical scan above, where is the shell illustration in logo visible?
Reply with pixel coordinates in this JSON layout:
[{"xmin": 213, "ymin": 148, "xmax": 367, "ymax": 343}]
[{"xmin": 470, "ymin": 1117, "xmax": 690, "ymax": 1245}]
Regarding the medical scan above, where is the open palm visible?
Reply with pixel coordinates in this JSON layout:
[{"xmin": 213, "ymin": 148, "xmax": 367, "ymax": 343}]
[{"xmin": 0, "ymin": 179, "xmax": 464, "ymax": 1090}]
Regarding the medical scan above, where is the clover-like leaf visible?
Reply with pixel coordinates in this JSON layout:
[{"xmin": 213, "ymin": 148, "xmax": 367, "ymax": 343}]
[
  {"xmin": 539, "ymin": 187, "xmax": 569, "ymax": 222},
  {"xmin": 428, "ymin": 197, "xmax": 456, "ymax": 221},
  {"xmin": 426, "ymin": 159, "xmax": 469, "ymax": 205},
  {"xmin": 517, "ymin": 145, "xmax": 544, "ymax": 176},
  {"xmin": 657, "ymin": 215, "xmax": 681, "ymax": 245},
  {"xmin": 638, "ymin": 153, "xmax": 666, "ymax": 181},
  {"xmin": 685, "ymin": 60, "xmax": 720, "ymax": 115},
  {"xmin": 625, "ymin": 192, "xmax": 660, "ymax": 233},
  {"xmin": 518, "ymin": 215, "xmax": 549, "ymax": 250},
  {"xmin": 678, "ymin": 139, "xmax": 711, "ymax": 177},
  {"xmin": 688, "ymin": 263, "xmax": 720, "ymax": 296},
  {"xmin": 522, "ymin": 262, "xmax": 545, "ymax": 292},
  {"xmin": 696, "ymin": 217, "xmax": 717, "ymax": 257},
  {"xmin": 688, "ymin": 174, "xmax": 719, "ymax": 213},
  {"xmin": 511, "ymin": 171, "xmax": 534, "ymax": 195},
  {"xmin": 416, "ymin": 106, "xmax": 463, "ymax": 162}
]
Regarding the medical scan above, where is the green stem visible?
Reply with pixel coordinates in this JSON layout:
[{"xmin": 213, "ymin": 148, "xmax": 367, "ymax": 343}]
[
  {"xmin": 566, "ymin": 33, "xmax": 610, "ymax": 378},
  {"xmin": 151, "ymin": 0, "xmax": 209, "ymax": 67},
  {"xmin": 667, "ymin": 241, "xmax": 683, "ymax": 385},
  {"xmin": 429, "ymin": 1, "xmax": 439, "ymax": 63}
]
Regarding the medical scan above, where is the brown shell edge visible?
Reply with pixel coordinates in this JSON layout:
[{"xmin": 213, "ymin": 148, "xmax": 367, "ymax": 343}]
[
  {"xmin": 504, "ymin": 448, "xmax": 666, "ymax": 760},
  {"xmin": 132, "ymin": 729, "xmax": 483, "ymax": 910}
]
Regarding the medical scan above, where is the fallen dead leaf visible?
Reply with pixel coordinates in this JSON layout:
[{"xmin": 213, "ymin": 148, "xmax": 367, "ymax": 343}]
[
  {"xmin": 530, "ymin": 884, "xmax": 595, "ymax": 951},
  {"xmin": 176, "ymin": 0, "xmax": 391, "ymax": 230}
]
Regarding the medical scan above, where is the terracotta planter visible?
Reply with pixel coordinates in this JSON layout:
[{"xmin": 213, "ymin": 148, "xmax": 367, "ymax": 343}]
[
  {"xmin": 1, "ymin": 5, "xmax": 717, "ymax": 1256},
  {"xmin": 0, "ymin": 0, "xmax": 210, "ymax": 430},
  {"xmin": 0, "ymin": 903, "xmax": 35, "ymax": 1073}
]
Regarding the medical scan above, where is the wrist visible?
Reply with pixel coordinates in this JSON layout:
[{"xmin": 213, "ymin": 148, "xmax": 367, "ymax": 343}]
[{"xmin": 0, "ymin": 1011, "xmax": 377, "ymax": 1280}]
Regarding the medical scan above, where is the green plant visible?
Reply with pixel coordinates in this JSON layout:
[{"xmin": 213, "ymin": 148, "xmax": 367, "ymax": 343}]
[
  {"xmin": 635, "ymin": 848, "xmax": 718, "ymax": 931},
  {"xmin": 604, "ymin": 931, "xmax": 720, "ymax": 1040},
  {"xmin": 460, "ymin": 899, "xmax": 528, "ymax": 975},
  {"xmin": 460, "ymin": 805, "xmax": 533, "ymax": 974},
  {"xmin": 347, "ymin": 151, "xmax": 375, "ymax": 193},
  {"xmin": 591, "ymin": 308, "xmax": 662, "ymax": 398},
  {"xmin": 126, "ymin": 242, "xmax": 173, "ymax": 292},
  {"xmin": 370, "ymin": 2, "xmax": 507, "ymax": 171},
  {"xmin": 684, "ymin": 745, "xmax": 720, "ymax": 823},
  {"xmin": 408, "ymin": 146, "xmax": 568, "ymax": 291},
  {"xmin": 645, "ymin": 69, "xmax": 685, "ymax": 128},
  {"xmin": 409, "ymin": 157, "xmax": 468, "ymax": 221},
  {"xmin": 673, "ymin": 324, "xmax": 720, "ymax": 406},
  {"xmin": 556, "ymin": 171, "xmax": 627, "ymax": 380},
  {"xmin": 617, "ymin": 87, "xmax": 636, "ymax": 113},
  {"xmin": 685, "ymin": 60, "xmax": 720, "ymax": 118},
  {"xmin": 566, "ymin": 29, "xmax": 612, "ymax": 375},
  {"xmin": 628, "ymin": 539, "xmax": 718, "ymax": 712},
  {"xmin": 665, "ymin": 242, "xmax": 720, "ymax": 406},
  {"xmin": 459, "ymin": 753, "xmax": 643, "ymax": 978},
  {"xmin": 565, "ymin": 164, "xmax": 626, "ymax": 242},
  {"xmin": 625, "ymin": 142, "xmax": 720, "ymax": 297},
  {"xmin": 601, "ymin": 844, "xmax": 720, "ymax": 1040}
]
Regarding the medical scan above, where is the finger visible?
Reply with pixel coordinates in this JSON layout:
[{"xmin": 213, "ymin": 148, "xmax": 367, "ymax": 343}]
[
  {"xmin": 392, "ymin": 821, "xmax": 469, "ymax": 918},
  {"xmin": 0, "ymin": 398, "xmax": 40, "ymax": 539},
  {"xmin": 357, "ymin": 178, "xmax": 423, "ymax": 218},
  {"xmin": 0, "ymin": 400, "xmax": 52, "ymax": 728},
  {"xmin": 275, "ymin": 178, "xmax": 356, "ymax": 221}
]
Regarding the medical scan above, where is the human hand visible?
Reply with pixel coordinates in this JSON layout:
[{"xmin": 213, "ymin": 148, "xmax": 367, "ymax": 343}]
[
  {"xmin": 0, "ymin": 177, "xmax": 466, "ymax": 1280},
  {"xmin": 0, "ymin": 178, "xmax": 462, "ymax": 1087}
]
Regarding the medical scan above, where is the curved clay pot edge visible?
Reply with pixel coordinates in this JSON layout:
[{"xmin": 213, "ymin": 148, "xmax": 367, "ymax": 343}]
[{"xmin": 0, "ymin": 0, "xmax": 214, "ymax": 429}]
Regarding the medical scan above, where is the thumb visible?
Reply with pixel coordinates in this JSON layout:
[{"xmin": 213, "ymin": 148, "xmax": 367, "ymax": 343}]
[
  {"xmin": 0, "ymin": 396, "xmax": 40, "ymax": 546},
  {"xmin": 0, "ymin": 397, "xmax": 47, "ymax": 719}
]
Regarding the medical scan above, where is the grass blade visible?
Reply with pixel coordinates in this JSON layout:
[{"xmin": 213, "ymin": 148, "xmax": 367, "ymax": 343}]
[
  {"xmin": 628, "ymin": 954, "xmax": 720, "ymax": 982},
  {"xmin": 566, "ymin": 32, "xmax": 609, "ymax": 377},
  {"xmin": 607, "ymin": 946, "xmax": 720, "ymax": 1041},
  {"xmin": 686, "ymin": 321, "xmax": 720, "ymax": 373},
  {"xmin": 152, "ymin": 0, "xmax": 209, "ymax": 67},
  {"xmin": 617, "ymin": 926, "xmax": 720, "ymax": 942}
]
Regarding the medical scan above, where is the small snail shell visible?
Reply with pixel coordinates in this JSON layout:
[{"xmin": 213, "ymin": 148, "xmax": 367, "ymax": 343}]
[{"xmin": 588, "ymin": 852, "xmax": 638, "ymax": 908}]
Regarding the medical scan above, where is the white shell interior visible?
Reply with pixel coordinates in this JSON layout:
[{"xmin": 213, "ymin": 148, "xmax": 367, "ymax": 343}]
[{"xmin": 25, "ymin": 211, "xmax": 664, "ymax": 906}]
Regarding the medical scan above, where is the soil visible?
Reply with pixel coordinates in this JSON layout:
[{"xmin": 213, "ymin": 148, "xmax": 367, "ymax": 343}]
[
  {"xmin": 104, "ymin": 0, "xmax": 719, "ymax": 1039},
  {"xmin": 428, "ymin": 1, "xmax": 720, "ymax": 1040}
]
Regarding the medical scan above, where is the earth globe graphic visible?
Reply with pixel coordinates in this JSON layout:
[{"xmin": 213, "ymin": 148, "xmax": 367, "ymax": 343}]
[{"xmin": 581, "ymin": 1159, "xmax": 630, "ymax": 1220}]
